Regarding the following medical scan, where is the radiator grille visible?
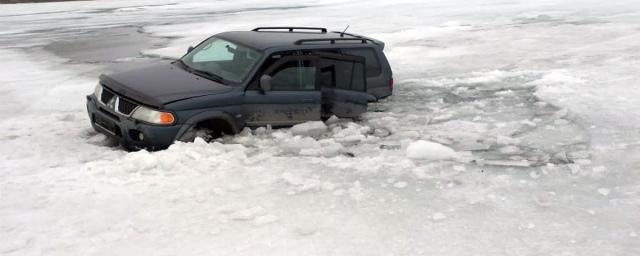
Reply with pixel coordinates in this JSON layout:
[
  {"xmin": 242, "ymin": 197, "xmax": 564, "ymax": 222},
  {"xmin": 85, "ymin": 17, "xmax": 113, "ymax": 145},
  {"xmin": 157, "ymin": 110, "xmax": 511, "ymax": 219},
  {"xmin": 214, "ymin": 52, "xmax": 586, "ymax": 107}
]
[
  {"xmin": 117, "ymin": 97, "xmax": 138, "ymax": 115},
  {"xmin": 98, "ymin": 87, "xmax": 139, "ymax": 116},
  {"xmin": 100, "ymin": 89, "xmax": 114, "ymax": 104}
]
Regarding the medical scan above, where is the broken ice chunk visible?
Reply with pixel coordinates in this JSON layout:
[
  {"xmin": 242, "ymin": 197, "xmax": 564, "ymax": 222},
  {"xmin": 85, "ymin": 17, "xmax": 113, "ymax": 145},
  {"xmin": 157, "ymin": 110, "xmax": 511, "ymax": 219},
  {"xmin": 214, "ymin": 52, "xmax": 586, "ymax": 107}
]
[
  {"xmin": 393, "ymin": 181, "xmax": 408, "ymax": 188},
  {"xmin": 521, "ymin": 119, "xmax": 536, "ymax": 126},
  {"xmin": 597, "ymin": 188, "xmax": 611, "ymax": 196},
  {"xmin": 432, "ymin": 212, "xmax": 447, "ymax": 221},
  {"xmin": 532, "ymin": 192, "xmax": 553, "ymax": 207},
  {"xmin": 406, "ymin": 140, "xmax": 458, "ymax": 160},
  {"xmin": 482, "ymin": 159, "xmax": 532, "ymax": 167},
  {"xmin": 529, "ymin": 171, "xmax": 541, "ymax": 179},
  {"xmin": 499, "ymin": 145, "xmax": 521, "ymax": 154},
  {"xmin": 290, "ymin": 121, "xmax": 327, "ymax": 137},
  {"xmin": 496, "ymin": 135, "xmax": 521, "ymax": 145},
  {"xmin": 568, "ymin": 164, "xmax": 581, "ymax": 174},
  {"xmin": 554, "ymin": 119, "xmax": 569, "ymax": 125},
  {"xmin": 593, "ymin": 166, "xmax": 607, "ymax": 174},
  {"xmin": 229, "ymin": 206, "xmax": 266, "ymax": 221}
]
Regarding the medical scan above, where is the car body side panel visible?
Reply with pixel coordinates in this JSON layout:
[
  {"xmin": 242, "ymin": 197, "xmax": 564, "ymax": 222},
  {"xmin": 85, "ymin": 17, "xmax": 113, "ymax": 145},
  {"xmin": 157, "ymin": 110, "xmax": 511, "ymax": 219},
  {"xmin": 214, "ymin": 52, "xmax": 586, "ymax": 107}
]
[
  {"xmin": 321, "ymin": 88, "xmax": 368, "ymax": 118},
  {"xmin": 166, "ymin": 91, "xmax": 244, "ymax": 111},
  {"xmin": 242, "ymin": 90, "xmax": 322, "ymax": 127}
]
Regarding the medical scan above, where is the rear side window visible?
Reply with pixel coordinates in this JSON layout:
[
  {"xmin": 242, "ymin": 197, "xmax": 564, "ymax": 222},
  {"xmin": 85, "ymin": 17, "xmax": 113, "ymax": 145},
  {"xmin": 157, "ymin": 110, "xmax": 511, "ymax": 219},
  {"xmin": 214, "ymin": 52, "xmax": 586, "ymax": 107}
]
[
  {"xmin": 318, "ymin": 59, "xmax": 366, "ymax": 92},
  {"xmin": 342, "ymin": 48, "xmax": 381, "ymax": 77}
]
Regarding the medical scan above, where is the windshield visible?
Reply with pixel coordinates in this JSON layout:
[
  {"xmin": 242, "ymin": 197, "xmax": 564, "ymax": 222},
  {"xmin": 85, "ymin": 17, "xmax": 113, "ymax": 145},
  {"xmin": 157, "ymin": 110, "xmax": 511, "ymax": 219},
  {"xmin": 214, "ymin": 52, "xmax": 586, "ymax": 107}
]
[{"xmin": 180, "ymin": 37, "xmax": 261, "ymax": 84}]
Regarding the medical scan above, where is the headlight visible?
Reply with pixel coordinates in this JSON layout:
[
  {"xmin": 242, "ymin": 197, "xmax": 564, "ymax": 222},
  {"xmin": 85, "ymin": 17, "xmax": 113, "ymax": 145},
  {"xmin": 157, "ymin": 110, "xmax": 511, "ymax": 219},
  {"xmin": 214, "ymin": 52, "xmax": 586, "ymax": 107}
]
[
  {"xmin": 131, "ymin": 106, "xmax": 175, "ymax": 125},
  {"xmin": 94, "ymin": 83, "xmax": 103, "ymax": 100}
]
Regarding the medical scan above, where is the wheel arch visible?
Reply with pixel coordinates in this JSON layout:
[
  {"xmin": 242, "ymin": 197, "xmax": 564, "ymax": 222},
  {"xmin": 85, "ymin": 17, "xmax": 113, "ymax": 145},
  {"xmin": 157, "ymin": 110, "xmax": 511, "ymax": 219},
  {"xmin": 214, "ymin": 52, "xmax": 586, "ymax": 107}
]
[{"xmin": 173, "ymin": 111, "xmax": 242, "ymax": 141}]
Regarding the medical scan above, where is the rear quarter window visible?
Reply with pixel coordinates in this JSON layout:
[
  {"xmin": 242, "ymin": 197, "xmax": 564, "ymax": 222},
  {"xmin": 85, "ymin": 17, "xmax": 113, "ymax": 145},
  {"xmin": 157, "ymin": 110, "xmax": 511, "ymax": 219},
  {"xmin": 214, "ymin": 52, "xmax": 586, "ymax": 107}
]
[{"xmin": 342, "ymin": 48, "xmax": 382, "ymax": 77}]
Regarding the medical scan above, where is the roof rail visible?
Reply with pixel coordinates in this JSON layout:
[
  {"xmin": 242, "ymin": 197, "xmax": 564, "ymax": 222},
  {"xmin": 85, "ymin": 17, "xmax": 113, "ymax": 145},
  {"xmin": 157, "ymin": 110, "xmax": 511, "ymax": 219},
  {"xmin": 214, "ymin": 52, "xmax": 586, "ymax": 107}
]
[
  {"xmin": 331, "ymin": 31, "xmax": 382, "ymax": 46},
  {"xmin": 252, "ymin": 27, "xmax": 327, "ymax": 33},
  {"xmin": 294, "ymin": 38, "xmax": 370, "ymax": 45}
]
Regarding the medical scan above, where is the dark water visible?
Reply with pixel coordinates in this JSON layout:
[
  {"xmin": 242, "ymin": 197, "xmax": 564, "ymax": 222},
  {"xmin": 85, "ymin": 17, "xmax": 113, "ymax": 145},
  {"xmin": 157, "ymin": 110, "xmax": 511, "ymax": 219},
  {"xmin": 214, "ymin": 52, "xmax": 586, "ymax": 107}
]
[{"xmin": 43, "ymin": 26, "xmax": 170, "ymax": 74}]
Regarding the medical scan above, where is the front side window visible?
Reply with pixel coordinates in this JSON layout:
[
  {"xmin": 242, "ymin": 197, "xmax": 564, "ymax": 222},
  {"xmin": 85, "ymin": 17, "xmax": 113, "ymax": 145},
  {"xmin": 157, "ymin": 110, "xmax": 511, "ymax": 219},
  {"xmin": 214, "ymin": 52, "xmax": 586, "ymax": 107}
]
[
  {"xmin": 181, "ymin": 37, "xmax": 261, "ymax": 83},
  {"xmin": 270, "ymin": 60, "xmax": 316, "ymax": 91}
]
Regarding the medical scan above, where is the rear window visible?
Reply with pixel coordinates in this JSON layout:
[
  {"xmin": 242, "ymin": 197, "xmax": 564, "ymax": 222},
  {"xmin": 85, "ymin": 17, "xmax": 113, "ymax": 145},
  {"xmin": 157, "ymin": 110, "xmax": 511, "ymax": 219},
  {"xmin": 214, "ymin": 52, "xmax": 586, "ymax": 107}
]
[{"xmin": 342, "ymin": 48, "xmax": 382, "ymax": 77}]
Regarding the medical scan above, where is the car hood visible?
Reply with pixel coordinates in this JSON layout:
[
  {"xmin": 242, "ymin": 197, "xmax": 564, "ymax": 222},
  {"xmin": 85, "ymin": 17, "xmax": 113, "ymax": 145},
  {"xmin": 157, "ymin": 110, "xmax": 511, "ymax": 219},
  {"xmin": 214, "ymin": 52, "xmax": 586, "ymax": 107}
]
[{"xmin": 99, "ymin": 63, "xmax": 233, "ymax": 108}]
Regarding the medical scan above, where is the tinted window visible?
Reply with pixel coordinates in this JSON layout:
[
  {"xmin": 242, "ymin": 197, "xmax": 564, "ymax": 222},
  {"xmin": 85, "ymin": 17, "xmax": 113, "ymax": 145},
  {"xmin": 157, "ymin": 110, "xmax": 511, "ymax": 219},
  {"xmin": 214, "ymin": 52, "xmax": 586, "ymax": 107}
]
[
  {"xmin": 351, "ymin": 63, "xmax": 365, "ymax": 91},
  {"xmin": 270, "ymin": 60, "xmax": 316, "ymax": 91},
  {"xmin": 318, "ymin": 59, "xmax": 366, "ymax": 92},
  {"xmin": 318, "ymin": 66, "xmax": 334, "ymax": 89},
  {"xmin": 342, "ymin": 48, "xmax": 381, "ymax": 77}
]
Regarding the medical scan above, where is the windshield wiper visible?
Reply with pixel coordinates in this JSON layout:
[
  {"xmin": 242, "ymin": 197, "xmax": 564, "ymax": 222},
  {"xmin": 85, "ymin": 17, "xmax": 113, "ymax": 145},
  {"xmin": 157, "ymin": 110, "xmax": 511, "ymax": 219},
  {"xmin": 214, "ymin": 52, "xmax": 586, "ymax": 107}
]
[
  {"xmin": 174, "ymin": 59, "xmax": 227, "ymax": 85},
  {"xmin": 174, "ymin": 59, "xmax": 192, "ymax": 71},
  {"xmin": 191, "ymin": 69, "xmax": 227, "ymax": 85}
]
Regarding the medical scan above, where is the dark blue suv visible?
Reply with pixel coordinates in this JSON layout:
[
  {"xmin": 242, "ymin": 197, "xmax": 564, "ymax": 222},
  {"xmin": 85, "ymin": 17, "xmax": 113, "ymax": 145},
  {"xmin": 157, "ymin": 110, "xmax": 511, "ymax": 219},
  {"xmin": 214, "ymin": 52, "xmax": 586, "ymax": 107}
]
[{"xmin": 86, "ymin": 27, "xmax": 393, "ymax": 150}]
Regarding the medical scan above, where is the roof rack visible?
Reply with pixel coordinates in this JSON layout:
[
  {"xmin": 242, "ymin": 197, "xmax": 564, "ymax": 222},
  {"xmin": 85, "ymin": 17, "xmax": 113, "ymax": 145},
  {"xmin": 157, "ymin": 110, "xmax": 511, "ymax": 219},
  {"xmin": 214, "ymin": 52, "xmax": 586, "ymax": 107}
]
[
  {"xmin": 252, "ymin": 27, "xmax": 327, "ymax": 33},
  {"xmin": 294, "ymin": 38, "xmax": 370, "ymax": 45}
]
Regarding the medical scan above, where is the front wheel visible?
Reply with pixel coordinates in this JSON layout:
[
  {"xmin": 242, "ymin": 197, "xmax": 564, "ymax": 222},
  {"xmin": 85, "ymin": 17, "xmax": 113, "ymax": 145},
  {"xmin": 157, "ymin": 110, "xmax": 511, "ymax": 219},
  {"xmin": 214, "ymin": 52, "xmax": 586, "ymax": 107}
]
[{"xmin": 178, "ymin": 126, "xmax": 214, "ymax": 142}]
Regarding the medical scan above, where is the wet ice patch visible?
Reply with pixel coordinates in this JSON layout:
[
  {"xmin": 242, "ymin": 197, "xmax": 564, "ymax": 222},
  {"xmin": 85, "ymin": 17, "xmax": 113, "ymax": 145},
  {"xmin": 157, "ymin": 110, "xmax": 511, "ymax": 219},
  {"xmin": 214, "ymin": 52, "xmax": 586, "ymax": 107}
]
[{"xmin": 371, "ymin": 69, "xmax": 590, "ymax": 167}]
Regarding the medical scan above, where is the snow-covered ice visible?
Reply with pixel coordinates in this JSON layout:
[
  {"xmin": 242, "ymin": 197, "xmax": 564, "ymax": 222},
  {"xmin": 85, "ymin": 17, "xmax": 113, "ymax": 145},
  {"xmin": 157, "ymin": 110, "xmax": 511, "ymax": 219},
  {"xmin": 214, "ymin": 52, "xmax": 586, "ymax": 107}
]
[
  {"xmin": 432, "ymin": 212, "xmax": 447, "ymax": 221},
  {"xmin": 1, "ymin": 0, "xmax": 640, "ymax": 255}
]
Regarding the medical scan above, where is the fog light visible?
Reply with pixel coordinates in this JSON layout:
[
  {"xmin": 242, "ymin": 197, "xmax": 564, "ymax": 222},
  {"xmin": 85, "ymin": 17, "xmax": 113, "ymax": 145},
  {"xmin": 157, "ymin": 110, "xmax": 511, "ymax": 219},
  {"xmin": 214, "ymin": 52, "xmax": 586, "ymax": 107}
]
[{"xmin": 129, "ymin": 130, "xmax": 144, "ymax": 141}]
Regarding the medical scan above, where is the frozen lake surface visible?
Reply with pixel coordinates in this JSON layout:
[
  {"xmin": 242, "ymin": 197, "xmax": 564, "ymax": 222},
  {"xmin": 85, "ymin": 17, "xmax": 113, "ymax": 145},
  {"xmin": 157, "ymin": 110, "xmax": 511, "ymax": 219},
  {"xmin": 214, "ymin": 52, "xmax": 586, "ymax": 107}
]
[{"xmin": 1, "ymin": 0, "xmax": 639, "ymax": 255}]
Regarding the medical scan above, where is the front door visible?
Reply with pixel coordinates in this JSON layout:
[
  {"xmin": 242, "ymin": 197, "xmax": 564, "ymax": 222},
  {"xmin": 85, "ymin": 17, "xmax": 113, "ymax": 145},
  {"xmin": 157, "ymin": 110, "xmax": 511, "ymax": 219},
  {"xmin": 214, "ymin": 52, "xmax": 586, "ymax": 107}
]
[{"xmin": 243, "ymin": 55, "xmax": 322, "ymax": 127}]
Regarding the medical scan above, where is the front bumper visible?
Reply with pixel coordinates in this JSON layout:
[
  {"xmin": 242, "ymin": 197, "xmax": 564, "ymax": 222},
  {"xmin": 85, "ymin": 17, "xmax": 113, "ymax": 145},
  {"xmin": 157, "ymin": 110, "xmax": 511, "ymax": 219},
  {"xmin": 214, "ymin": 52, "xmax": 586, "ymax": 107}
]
[{"xmin": 86, "ymin": 95, "xmax": 184, "ymax": 151}]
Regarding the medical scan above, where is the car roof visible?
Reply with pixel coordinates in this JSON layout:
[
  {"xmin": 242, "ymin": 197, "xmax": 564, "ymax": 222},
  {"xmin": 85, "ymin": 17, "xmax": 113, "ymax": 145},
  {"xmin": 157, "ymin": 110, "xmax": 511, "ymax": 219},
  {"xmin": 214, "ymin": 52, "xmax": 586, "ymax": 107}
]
[{"xmin": 215, "ymin": 30, "xmax": 381, "ymax": 51}]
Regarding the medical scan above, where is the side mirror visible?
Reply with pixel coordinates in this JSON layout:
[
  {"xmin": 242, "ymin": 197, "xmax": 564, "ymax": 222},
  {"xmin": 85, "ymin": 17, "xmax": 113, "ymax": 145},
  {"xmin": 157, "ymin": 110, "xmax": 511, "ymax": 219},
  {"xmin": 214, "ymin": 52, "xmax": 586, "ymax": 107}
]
[
  {"xmin": 225, "ymin": 45, "xmax": 236, "ymax": 54},
  {"xmin": 187, "ymin": 46, "xmax": 194, "ymax": 54},
  {"xmin": 259, "ymin": 75, "xmax": 272, "ymax": 93}
]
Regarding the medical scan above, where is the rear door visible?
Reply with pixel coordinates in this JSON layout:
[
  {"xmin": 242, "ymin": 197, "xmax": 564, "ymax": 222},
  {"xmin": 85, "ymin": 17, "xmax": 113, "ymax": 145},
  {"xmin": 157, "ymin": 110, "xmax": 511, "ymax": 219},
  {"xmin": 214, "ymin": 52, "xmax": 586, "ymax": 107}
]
[
  {"xmin": 243, "ymin": 55, "xmax": 322, "ymax": 126},
  {"xmin": 317, "ymin": 52, "xmax": 371, "ymax": 118}
]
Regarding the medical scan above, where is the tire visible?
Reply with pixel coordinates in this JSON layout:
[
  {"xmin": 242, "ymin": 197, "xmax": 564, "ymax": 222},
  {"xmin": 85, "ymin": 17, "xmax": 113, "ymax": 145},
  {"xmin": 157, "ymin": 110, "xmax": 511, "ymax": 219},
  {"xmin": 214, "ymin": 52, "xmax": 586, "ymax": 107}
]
[{"xmin": 178, "ymin": 125, "xmax": 213, "ymax": 142}]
